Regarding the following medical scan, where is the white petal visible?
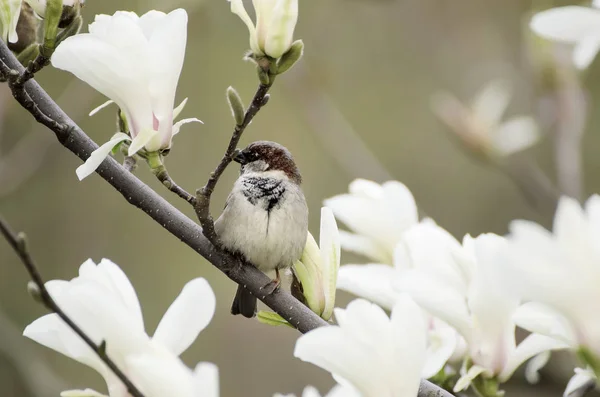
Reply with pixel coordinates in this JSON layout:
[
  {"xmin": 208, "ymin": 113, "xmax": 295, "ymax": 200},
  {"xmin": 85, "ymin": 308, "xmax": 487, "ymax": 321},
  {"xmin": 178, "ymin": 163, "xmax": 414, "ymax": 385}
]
[
  {"xmin": 338, "ymin": 231, "xmax": 390, "ymax": 264},
  {"xmin": 52, "ymin": 29, "xmax": 153, "ymax": 136},
  {"xmin": 394, "ymin": 270, "xmax": 472, "ymax": 340},
  {"xmin": 337, "ymin": 264, "xmax": 398, "ymax": 310},
  {"xmin": 492, "ymin": 116, "xmax": 540, "ymax": 155},
  {"xmin": 574, "ymin": 30, "xmax": 600, "ymax": 69},
  {"xmin": 513, "ymin": 302, "xmax": 577, "ymax": 346},
  {"xmin": 153, "ymin": 278, "xmax": 216, "ymax": 356},
  {"xmin": 524, "ymin": 351, "xmax": 551, "ymax": 384},
  {"xmin": 320, "ymin": 207, "xmax": 341, "ymax": 320},
  {"xmin": 423, "ymin": 321, "xmax": 458, "ymax": 379},
  {"xmin": 89, "ymin": 100, "xmax": 115, "ymax": 117},
  {"xmin": 230, "ymin": 0, "xmax": 261, "ymax": 54},
  {"xmin": 564, "ymin": 368, "xmax": 596, "ymax": 397},
  {"xmin": 389, "ymin": 295, "xmax": 427, "ymax": 397},
  {"xmin": 173, "ymin": 97, "xmax": 188, "ymax": 120},
  {"xmin": 76, "ymin": 133, "xmax": 130, "ymax": 180},
  {"xmin": 499, "ymin": 334, "xmax": 569, "ymax": 382},
  {"xmin": 468, "ymin": 234, "xmax": 520, "ymax": 372},
  {"xmin": 127, "ymin": 354, "xmax": 195, "ymax": 397},
  {"xmin": 264, "ymin": 0, "xmax": 298, "ymax": 58},
  {"xmin": 471, "ymin": 79, "xmax": 511, "ymax": 127},
  {"xmin": 172, "ymin": 117, "xmax": 203, "ymax": 136},
  {"xmin": 192, "ymin": 362, "xmax": 220, "ymax": 397},
  {"xmin": 94, "ymin": 258, "xmax": 145, "ymax": 332},
  {"xmin": 530, "ymin": 7, "xmax": 600, "ymax": 43},
  {"xmin": 24, "ymin": 314, "xmax": 107, "ymax": 375},
  {"xmin": 128, "ymin": 128, "xmax": 159, "ymax": 156},
  {"xmin": 60, "ymin": 389, "xmax": 108, "ymax": 397},
  {"xmin": 146, "ymin": 9, "xmax": 188, "ymax": 148}
]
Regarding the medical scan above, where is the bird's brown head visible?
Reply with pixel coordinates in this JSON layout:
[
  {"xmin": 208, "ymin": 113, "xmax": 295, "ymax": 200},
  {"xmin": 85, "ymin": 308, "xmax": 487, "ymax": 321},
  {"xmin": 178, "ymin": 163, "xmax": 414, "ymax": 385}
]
[{"xmin": 233, "ymin": 141, "xmax": 302, "ymax": 184}]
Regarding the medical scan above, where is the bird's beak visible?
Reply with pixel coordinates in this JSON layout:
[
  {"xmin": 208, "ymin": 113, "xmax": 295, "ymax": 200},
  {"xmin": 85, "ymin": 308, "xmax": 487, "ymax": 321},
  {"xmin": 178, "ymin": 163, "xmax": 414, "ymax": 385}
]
[{"xmin": 233, "ymin": 149, "xmax": 248, "ymax": 165}]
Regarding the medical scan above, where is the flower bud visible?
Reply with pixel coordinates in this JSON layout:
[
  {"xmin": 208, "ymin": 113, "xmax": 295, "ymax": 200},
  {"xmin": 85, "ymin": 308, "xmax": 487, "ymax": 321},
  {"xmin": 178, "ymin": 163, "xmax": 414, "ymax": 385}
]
[
  {"xmin": 24, "ymin": 0, "xmax": 84, "ymax": 20},
  {"xmin": 230, "ymin": 0, "xmax": 299, "ymax": 59},
  {"xmin": 292, "ymin": 207, "xmax": 340, "ymax": 321}
]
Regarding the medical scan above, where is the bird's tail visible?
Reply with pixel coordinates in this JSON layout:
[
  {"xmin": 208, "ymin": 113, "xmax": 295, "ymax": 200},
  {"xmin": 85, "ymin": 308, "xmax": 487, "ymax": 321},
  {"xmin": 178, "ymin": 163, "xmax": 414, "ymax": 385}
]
[{"xmin": 231, "ymin": 285, "xmax": 257, "ymax": 318}]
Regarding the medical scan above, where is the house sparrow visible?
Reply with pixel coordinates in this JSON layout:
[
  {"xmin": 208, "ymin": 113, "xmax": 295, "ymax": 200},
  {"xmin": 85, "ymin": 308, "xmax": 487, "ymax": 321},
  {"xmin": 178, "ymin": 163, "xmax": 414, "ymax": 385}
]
[{"xmin": 215, "ymin": 141, "xmax": 309, "ymax": 318}]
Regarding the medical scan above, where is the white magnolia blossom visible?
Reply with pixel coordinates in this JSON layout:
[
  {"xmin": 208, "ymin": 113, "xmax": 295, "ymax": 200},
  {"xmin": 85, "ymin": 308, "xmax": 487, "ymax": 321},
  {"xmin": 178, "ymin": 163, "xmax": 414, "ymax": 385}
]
[
  {"xmin": 324, "ymin": 179, "xmax": 419, "ymax": 264},
  {"xmin": 431, "ymin": 79, "xmax": 540, "ymax": 157},
  {"xmin": 23, "ymin": 259, "xmax": 216, "ymax": 397},
  {"xmin": 51, "ymin": 9, "xmax": 201, "ymax": 180},
  {"xmin": 293, "ymin": 207, "xmax": 341, "ymax": 321},
  {"xmin": 275, "ymin": 385, "xmax": 360, "ymax": 397},
  {"xmin": 337, "ymin": 220, "xmax": 466, "ymax": 379},
  {"xmin": 530, "ymin": 2, "xmax": 600, "ymax": 69},
  {"xmin": 0, "ymin": 0, "xmax": 22, "ymax": 43},
  {"xmin": 229, "ymin": 0, "xmax": 299, "ymax": 58},
  {"xmin": 294, "ymin": 297, "xmax": 426, "ymax": 397},
  {"xmin": 501, "ymin": 195, "xmax": 600, "ymax": 388},
  {"xmin": 391, "ymin": 228, "xmax": 568, "ymax": 392},
  {"xmin": 25, "ymin": 0, "xmax": 83, "ymax": 19}
]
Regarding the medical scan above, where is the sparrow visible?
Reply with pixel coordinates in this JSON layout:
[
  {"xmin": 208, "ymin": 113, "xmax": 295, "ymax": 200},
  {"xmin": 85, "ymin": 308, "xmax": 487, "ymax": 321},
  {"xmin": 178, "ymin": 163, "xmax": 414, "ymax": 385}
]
[{"xmin": 215, "ymin": 141, "xmax": 309, "ymax": 318}]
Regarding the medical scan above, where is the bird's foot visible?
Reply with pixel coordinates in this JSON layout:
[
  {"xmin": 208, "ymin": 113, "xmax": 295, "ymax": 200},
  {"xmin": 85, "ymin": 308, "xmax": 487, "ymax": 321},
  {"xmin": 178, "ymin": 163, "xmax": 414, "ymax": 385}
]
[
  {"xmin": 260, "ymin": 279, "xmax": 280, "ymax": 295},
  {"xmin": 260, "ymin": 268, "xmax": 281, "ymax": 295}
]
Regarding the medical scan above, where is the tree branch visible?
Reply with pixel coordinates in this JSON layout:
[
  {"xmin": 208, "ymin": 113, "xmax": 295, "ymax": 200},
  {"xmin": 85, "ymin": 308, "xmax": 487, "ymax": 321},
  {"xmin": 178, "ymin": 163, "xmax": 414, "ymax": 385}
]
[
  {"xmin": 0, "ymin": 218, "xmax": 146, "ymax": 397},
  {"xmin": 194, "ymin": 82, "xmax": 271, "ymax": 245},
  {"xmin": 0, "ymin": 40, "xmax": 453, "ymax": 397}
]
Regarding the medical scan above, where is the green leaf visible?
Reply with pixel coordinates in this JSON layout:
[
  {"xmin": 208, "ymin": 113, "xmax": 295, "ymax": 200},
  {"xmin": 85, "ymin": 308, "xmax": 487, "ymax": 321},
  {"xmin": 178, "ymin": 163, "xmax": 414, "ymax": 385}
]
[{"xmin": 257, "ymin": 311, "xmax": 293, "ymax": 328}]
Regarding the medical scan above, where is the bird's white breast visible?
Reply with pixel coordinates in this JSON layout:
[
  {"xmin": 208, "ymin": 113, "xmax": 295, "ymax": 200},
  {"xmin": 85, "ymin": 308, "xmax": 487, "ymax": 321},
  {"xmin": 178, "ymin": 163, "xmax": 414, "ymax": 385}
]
[{"xmin": 215, "ymin": 170, "xmax": 309, "ymax": 272}]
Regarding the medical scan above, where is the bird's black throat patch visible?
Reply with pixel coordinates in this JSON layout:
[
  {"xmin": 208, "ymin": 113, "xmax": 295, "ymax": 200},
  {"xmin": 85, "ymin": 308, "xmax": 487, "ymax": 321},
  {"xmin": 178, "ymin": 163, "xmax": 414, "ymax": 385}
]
[{"xmin": 241, "ymin": 177, "xmax": 286, "ymax": 213}]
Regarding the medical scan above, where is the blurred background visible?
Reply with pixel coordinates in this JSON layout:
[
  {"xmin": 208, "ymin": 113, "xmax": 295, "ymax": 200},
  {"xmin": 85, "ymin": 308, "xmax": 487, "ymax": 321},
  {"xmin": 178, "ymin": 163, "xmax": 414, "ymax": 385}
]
[{"xmin": 0, "ymin": 0, "xmax": 597, "ymax": 396}]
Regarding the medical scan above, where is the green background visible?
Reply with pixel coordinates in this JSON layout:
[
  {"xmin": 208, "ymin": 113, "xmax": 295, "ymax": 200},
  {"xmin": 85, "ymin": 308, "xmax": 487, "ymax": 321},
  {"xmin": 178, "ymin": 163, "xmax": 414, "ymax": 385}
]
[{"xmin": 0, "ymin": 0, "xmax": 596, "ymax": 396}]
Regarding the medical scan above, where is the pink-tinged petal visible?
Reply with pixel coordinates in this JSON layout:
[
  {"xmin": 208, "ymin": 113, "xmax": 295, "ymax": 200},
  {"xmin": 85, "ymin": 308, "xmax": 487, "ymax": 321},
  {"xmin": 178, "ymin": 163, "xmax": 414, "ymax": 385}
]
[
  {"xmin": 153, "ymin": 278, "xmax": 216, "ymax": 356},
  {"xmin": 147, "ymin": 9, "xmax": 188, "ymax": 145}
]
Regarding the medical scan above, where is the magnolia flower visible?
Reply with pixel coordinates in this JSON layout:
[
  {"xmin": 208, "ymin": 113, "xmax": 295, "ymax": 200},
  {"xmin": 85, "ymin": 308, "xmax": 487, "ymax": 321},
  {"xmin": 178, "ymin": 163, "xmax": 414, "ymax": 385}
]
[
  {"xmin": 501, "ymin": 196, "xmax": 600, "ymax": 380},
  {"xmin": 431, "ymin": 79, "xmax": 540, "ymax": 157},
  {"xmin": 51, "ymin": 9, "xmax": 201, "ymax": 180},
  {"xmin": 0, "ymin": 0, "xmax": 22, "ymax": 43},
  {"xmin": 275, "ymin": 385, "xmax": 360, "ymax": 397},
  {"xmin": 25, "ymin": 0, "xmax": 83, "ymax": 19},
  {"xmin": 294, "ymin": 297, "xmax": 426, "ymax": 397},
  {"xmin": 293, "ymin": 207, "xmax": 340, "ymax": 321},
  {"xmin": 229, "ymin": 0, "xmax": 299, "ymax": 59},
  {"xmin": 393, "ymin": 230, "xmax": 568, "ymax": 392},
  {"xmin": 337, "ymin": 220, "xmax": 467, "ymax": 379},
  {"xmin": 324, "ymin": 179, "xmax": 418, "ymax": 264},
  {"xmin": 23, "ymin": 259, "xmax": 216, "ymax": 397},
  {"xmin": 564, "ymin": 368, "xmax": 596, "ymax": 397},
  {"xmin": 530, "ymin": 2, "xmax": 600, "ymax": 69}
]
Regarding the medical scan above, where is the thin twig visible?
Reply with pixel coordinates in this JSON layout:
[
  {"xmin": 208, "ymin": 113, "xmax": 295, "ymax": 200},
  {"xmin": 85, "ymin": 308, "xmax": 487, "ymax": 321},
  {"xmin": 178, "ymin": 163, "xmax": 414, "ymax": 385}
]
[
  {"xmin": 152, "ymin": 162, "xmax": 196, "ymax": 205},
  {"xmin": 194, "ymin": 82, "xmax": 271, "ymax": 245},
  {"xmin": 0, "ymin": 218, "xmax": 146, "ymax": 397},
  {"xmin": 0, "ymin": 39, "xmax": 453, "ymax": 397}
]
